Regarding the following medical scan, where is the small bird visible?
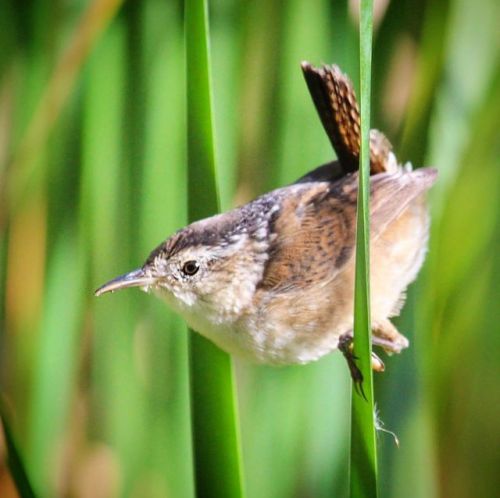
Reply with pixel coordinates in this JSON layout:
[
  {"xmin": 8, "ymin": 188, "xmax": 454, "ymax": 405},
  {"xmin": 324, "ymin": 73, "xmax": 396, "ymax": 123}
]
[{"xmin": 96, "ymin": 63, "xmax": 437, "ymax": 378}]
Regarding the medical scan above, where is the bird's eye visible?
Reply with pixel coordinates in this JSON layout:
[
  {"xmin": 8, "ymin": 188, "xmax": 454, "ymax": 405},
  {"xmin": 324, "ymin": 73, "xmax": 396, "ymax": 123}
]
[{"xmin": 181, "ymin": 260, "xmax": 199, "ymax": 276}]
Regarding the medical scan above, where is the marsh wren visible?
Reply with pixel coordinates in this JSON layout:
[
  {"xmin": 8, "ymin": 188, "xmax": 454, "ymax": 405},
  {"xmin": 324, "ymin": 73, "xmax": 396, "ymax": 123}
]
[{"xmin": 96, "ymin": 63, "xmax": 437, "ymax": 375}]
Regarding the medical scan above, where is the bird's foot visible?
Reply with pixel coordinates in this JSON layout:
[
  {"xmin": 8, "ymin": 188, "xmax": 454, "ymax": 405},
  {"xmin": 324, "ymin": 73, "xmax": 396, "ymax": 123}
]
[
  {"xmin": 338, "ymin": 333, "xmax": 386, "ymax": 400},
  {"xmin": 338, "ymin": 333, "xmax": 366, "ymax": 400}
]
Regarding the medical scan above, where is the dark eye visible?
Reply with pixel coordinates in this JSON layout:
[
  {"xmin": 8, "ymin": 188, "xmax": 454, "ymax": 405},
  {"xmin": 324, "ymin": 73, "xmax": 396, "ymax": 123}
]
[{"xmin": 182, "ymin": 260, "xmax": 199, "ymax": 276}]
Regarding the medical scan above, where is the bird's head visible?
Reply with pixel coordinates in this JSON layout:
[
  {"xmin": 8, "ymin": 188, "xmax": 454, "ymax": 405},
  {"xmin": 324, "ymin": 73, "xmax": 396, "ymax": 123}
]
[{"xmin": 95, "ymin": 211, "xmax": 271, "ymax": 328}]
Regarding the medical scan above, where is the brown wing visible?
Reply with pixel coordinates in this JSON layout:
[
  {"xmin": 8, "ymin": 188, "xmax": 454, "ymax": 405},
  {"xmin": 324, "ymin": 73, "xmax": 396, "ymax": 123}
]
[
  {"xmin": 258, "ymin": 168, "xmax": 437, "ymax": 292},
  {"xmin": 258, "ymin": 182, "xmax": 357, "ymax": 291},
  {"xmin": 301, "ymin": 62, "xmax": 394, "ymax": 175}
]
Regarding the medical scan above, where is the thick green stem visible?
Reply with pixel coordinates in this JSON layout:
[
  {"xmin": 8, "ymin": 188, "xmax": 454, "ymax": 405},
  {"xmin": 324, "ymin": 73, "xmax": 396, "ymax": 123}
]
[{"xmin": 185, "ymin": 0, "xmax": 245, "ymax": 497}]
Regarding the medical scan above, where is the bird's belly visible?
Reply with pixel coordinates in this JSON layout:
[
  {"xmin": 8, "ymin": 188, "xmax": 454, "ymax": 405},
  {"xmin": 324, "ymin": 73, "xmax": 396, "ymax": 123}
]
[
  {"xmin": 170, "ymin": 293, "xmax": 349, "ymax": 365},
  {"xmin": 239, "ymin": 275, "xmax": 355, "ymax": 365},
  {"xmin": 241, "ymin": 319, "xmax": 345, "ymax": 365}
]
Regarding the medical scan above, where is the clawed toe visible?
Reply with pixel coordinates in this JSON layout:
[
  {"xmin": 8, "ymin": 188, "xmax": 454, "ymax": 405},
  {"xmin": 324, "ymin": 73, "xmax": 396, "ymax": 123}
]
[
  {"xmin": 338, "ymin": 331, "xmax": 389, "ymax": 399},
  {"xmin": 371, "ymin": 351, "xmax": 385, "ymax": 372},
  {"xmin": 338, "ymin": 333, "xmax": 366, "ymax": 398}
]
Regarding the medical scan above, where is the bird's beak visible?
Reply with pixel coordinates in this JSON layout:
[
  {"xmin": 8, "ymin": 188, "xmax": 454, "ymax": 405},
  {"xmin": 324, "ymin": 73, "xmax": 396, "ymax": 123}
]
[{"xmin": 94, "ymin": 268, "xmax": 155, "ymax": 297}]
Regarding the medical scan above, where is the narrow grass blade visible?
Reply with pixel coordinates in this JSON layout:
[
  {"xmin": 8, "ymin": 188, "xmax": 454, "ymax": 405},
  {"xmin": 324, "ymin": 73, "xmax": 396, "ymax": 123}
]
[
  {"xmin": 350, "ymin": 1, "xmax": 378, "ymax": 497},
  {"xmin": 0, "ymin": 407, "xmax": 37, "ymax": 498},
  {"xmin": 185, "ymin": 0, "xmax": 245, "ymax": 497}
]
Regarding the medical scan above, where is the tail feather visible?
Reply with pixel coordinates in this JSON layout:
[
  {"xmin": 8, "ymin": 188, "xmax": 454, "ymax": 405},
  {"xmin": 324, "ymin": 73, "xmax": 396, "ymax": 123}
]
[{"xmin": 301, "ymin": 62, "xmax": 396, "ymax": 175}]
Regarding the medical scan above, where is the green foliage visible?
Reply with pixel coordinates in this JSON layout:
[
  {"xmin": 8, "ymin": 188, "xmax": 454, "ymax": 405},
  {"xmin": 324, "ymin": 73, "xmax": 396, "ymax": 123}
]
[
  {"xmin": 0, "ymin": 0, "xmax": 498, "ymax": 497},
  {"xmin": 185, "ymin": 0, "xmax": 245, "ymax": 497},
  {"xmin": 349, "ymin": 1, "xmax": 378, "ymax": 497}
]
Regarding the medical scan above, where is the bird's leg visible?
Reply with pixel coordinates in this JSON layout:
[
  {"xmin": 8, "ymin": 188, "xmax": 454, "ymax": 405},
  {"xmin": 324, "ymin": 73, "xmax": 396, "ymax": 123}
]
[
  {"xmin": 372, "ymin": 320, "xmax": 409, "ymax": 354},
  {"xmin": 338, "ymin": 331, "xmax": 387, "ymax": 400},
  {"xmin": 338, "ymin": 333, "xmax": 365, "ymax": 399}
]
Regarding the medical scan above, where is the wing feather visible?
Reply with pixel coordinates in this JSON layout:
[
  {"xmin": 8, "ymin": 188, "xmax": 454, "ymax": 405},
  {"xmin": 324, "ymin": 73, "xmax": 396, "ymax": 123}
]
[{"xmin": 258, "ymin": 168, "xmax": 437, "ymax": 291}]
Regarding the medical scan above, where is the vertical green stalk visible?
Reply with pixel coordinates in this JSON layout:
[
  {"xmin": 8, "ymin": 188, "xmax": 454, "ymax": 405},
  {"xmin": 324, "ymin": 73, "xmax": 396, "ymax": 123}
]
[
  {"xmin": 350, "ymin": 0, "xmax": 378, "ymax": 497},
  {"xmin": 185, "ymin": 1, "xmax": 244, "ymax": 497}
]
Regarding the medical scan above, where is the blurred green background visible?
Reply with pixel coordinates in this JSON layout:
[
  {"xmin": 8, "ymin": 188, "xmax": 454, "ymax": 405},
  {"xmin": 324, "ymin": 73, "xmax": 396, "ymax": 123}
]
[{"xmin": 0, "ymin": 0, "xmax": 499, "ymax": 497}]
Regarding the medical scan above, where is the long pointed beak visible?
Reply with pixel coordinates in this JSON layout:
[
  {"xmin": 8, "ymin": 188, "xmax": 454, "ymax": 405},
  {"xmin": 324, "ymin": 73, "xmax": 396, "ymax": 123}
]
[{"xmin": 94, "ymin": 268, "xmax": 154, "ymax": 297}]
